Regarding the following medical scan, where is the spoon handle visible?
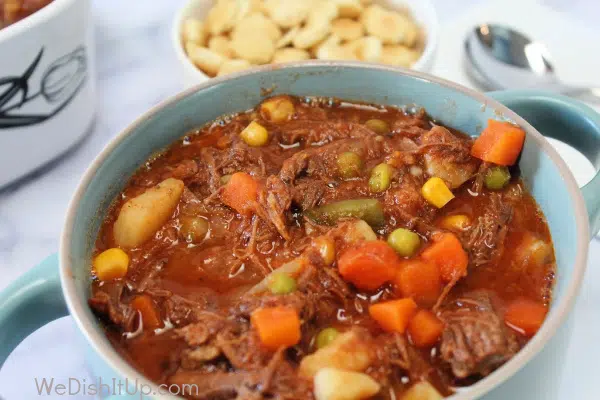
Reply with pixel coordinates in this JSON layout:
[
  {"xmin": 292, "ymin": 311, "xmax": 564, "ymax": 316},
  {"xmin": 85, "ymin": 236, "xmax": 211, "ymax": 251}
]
[{"xmin": 543, "ymin": 83, "xmax": 600, "ymax": 104}]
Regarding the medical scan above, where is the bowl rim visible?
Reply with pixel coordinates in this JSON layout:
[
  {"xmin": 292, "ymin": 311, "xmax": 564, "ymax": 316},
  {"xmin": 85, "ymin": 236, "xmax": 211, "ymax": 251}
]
[
  {"xmin": 0, "ymin": 0, "xmax": 77, "ymax": 43},
  {"xmin": 59, "ymin": 61, "xmax": 589, "ymax": 400},
  {"xmin": 171, "ymin": 0, "xmax": 440, "ymax": 82}
]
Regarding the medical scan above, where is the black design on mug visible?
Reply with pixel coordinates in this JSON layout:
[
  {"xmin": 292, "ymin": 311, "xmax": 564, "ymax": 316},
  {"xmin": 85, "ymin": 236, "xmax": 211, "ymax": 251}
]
[{"xmin": 0, "ymin": 46, "xmax": 88, "ymax": 128}]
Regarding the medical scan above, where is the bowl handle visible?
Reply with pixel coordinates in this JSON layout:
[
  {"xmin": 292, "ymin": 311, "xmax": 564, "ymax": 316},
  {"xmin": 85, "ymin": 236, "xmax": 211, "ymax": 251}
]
[
  {"xmin": 488, "ymin": 90, "xmax": 600, "ymax": 237},
  {"xmin": 0, "ymin": 253, "xmax": 67, "ymax": 368}
]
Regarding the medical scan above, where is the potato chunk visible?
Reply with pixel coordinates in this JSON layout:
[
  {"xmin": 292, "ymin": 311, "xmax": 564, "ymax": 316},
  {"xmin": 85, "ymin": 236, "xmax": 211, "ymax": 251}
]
[
  {"xmin": 299, "ymin": 329, "xmax": 373, "ymax": 378},
  {"xmin": 114, "ymin": 178, "xmax": 184, "ymax": 248},
  {"xmin": 401, "ymin": 381, "xmax": 443, "ymax": 400},
  {"xmin": 314, "ymin": 368, "xmax": 380, "ymax": 400}
]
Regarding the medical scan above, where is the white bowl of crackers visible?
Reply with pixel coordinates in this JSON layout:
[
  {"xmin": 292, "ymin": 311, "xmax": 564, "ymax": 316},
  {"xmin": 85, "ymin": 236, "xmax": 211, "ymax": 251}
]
[{"xmin": 173, "ymin": 0, "xmax": 439, "ymax": 87}]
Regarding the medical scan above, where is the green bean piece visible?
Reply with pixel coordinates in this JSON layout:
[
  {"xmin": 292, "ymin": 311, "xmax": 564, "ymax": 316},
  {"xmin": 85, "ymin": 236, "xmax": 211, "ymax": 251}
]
[
  {"xmin": 484, "ymin": 166, "xmax": 511, "ymax": 190},
  {"xmin": 369, "ymin": 163, "xmax": 394, "ymax": 193},
  {"xmin": 387, "ymin": 228, "xmax": 421, "ymax": 257},
  {"xmin": 365, "ymin": 119, "xmax": 390, "ymax": 135},
  {"xmin": 337, "ymin": 152, "xmax": 363, "ymax": 179},
  {"xmin": 305, "ymin": 199, "xmax": 385, "ymax": 227},
  {"xmin": 315, "ymin": 327, "xmax": 340, "ymax": 349},
  {"xmin": 268, "ymin": 272, "xmax": 297, "ymax": 295}
]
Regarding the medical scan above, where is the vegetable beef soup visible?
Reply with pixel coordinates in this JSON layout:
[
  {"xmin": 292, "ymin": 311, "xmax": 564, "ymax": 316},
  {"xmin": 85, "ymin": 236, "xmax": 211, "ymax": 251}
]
[{"xmin": 89, "ymin": 96, "xmax": 555, "ymax": 400}]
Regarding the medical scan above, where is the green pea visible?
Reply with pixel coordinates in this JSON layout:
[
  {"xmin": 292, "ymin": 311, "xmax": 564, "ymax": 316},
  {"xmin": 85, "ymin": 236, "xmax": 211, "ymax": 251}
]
[
  {"xmin": 365, "ymin": 119, "xmax": 390, "ymax": 135},
  {"xmin": 268, "ymin": 272, "xmax": 297, "ymax": 295},
  {"xmin": 180, "ymin": 216, "xmax": 210, "ymax": 243},
  {"xmin": 368, "ymin": 163, "xmax": 394, "ymax": 193},
  {"xmin": 484, "ymin": 166, "xmax": 511, "ymax": 190},
  {"xmin": 387, "ymin": 228, "xmax": 421, "ymax": 257},
  {"xmin": 315, "ymin": 327, "xmax": 340, "ymax": 349},
  {"xmin": 337, "ymin": 152, "xmax": 363, "ymax": 179}
]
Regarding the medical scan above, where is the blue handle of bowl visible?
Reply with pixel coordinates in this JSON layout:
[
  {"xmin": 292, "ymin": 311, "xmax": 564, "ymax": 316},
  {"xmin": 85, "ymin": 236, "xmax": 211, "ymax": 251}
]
[
  {"xmin": 488, "ymin": 90, "xmax": 600, "ymax": 237},
  {"xmin": 0, "ymin": 253, "xmax": 67, "ymax": 369}
]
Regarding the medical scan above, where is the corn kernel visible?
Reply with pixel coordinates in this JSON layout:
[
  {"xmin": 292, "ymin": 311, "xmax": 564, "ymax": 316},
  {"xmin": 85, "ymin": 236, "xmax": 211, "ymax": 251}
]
[
  {"xmin": 260, "ymin": 97, "xmax": 295, "ymax": 123},
  {"xmin": 422, "ymin": 177, "xmax": 454, "ymax": 208},
  {"xmin": 440, "ymin": 214, "xmax": 471, "ymax": 231},
  {"xmin": 93, "ymin": 248, "xmax": 129, "ymax": 281},
  {"xmin": 240, "ymin": 121, "xmax": 269, "ymax": 147}
]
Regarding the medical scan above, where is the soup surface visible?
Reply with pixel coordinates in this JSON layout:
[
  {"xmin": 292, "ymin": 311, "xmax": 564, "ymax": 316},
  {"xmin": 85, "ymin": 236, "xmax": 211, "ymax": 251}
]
[
  {"xmin": 89, "ymin": 96, "xmax": 555, "ymax": 399},
  {"xmin": 1, "ymin": 0, "xmax": 53, "ymax": 28}
]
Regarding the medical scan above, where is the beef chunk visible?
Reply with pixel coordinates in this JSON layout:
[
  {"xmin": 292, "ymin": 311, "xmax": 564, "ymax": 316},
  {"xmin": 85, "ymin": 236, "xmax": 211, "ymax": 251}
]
[
  {"xmin": 279, "ymin": 149, "xmax": 327, "ymax": 184},
  {"xmin": 421, "ymin": 126, "xmax": 479, "ymax": 189},
  {"xmin": 171, "ymin": 350, "xmax": 313, "ymax": 400},
  {"xmin": 440, "ymin": 291, "xmax": 519, "ymax": 379},
  {"xmin": 465, "ymin": 193, "xmax": 513, "ymax": 267},
  {"xmin": 291, "ymin": 178, "xmax": 326, "ymax": 210},
  {"xmin": 279, "ymin": 136, "xmax": 387, "ymax": 184},
  {"xmin": 168, "ymin": 370, "xmax": 253, "ymax": 399},
  {"xmin": 233, "ymin": 292, "xmax": 310, "ymax": 319},
  {"xmin": 176, "ymin": 313, "xmax": 227, "ymax": 346},
  {"xmin": 277, "ymin": 120, "xmax": 375, "ymax": 145},
  {"xmin": 257, "ymin": 176, "xmax": 292, "ymax": 240},
  {"xmin": 88, "ymin": 283, "xmax": 135, "ymax": 331},
  {"xmin": 180, "ymin": 345, "xmax": 222, "ymax": 370}
]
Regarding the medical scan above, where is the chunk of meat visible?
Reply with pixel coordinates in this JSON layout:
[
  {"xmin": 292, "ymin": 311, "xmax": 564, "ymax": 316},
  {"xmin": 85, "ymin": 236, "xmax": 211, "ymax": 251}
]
[
  {"xmin": 370, "ymin": 333, "xmax": 436, "ymax": 386},
  {"xmin": 257, "ymin": 176, "xmax": 292, "ymax": 240},
  {"xmin": 233, "ymin": 292, "xmax": 313, "ymax": 320},
  {"xmin": 465, "ymin": 193, "xmax": 513, "ymax": 267},
  {"xmin": 421, "ymin": 126, "xmax": 479, "ymax": 189},
  {"xmin": 180, "ymin": 345, "xmax": 222, "ymax": 370},
  {"xmin": 165, "ymin": 294, "xmax": 215, "ymax": 327},
  {"xmin": 277, "ymin": 120, "xmax": 375, "ymax": 145},
  {"xmin": 391, "ymin": 108, "xmax": 431, "ymax": 137},
  {"xmin": 168, "ymin": 370, "xmax": 253, "ymax": 399},
  {"xmin": 88, "ymin": 283, "xmax": 135, "ymax": 331},
  {"xmin": 291, "ymin": 179, "xmax": 327, "ymax": 210},
  {"xmin": 439, "ymin": 291, "xmax": 519, "ymax": 379},
  {"xmin": 175, "ymin": 312, "xmax": 227, "ymax": 346},
  {"xmin": 215, "ymin": 326, "xmax": 269, "ymax": 370},
  {"xmin": 279, "ymin": 137, "xmax": 387, "ymax": 184},
  {"xmin": 279, "ymin": 149, "xmax": 327, "ymax": 184}
]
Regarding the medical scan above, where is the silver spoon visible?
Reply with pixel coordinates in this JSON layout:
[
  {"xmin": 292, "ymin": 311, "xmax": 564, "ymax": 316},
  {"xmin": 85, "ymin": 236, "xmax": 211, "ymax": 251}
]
[{"xmin": 464, "ymin": 24, "xmax": 600, "ymax": 103}]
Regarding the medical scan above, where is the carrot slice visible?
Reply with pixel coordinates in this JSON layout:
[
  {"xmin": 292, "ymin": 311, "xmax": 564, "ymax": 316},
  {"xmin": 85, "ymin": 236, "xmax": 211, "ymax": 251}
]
[
  {"xmin": 251, "ymin": 306, "xmax": 301, "ymax": 350},
  {"xmin": 338, "ymin": 240, "xmax": 401, "ymax": 291},
  {"xmin": 394, "ymin": 260, "xmax": 442, "ymax": 307},
  {"xmin": 408, "ymin": 310, "xmax": 445, "ymax": 348},
  {"xmin": 471, "ymin": 119, "xmax": 526, "ymax": 166},
  {"xmin": 421, "ymin": 233, "xmax": 468, "ymax": 282},
  {"xmin": 221, "ymin": 172, "xmax": 259, "ymax": 215},
  {"xmin": 131, "ymin": 295, "xmax": 162, "ymax": 330},
  {"xmin": 369, "ymin": 298, "xmax": 418, "ymax": 333},
  {"xmin": 505, "ymin": 298, "xmax": 548, "ymax": 337}
]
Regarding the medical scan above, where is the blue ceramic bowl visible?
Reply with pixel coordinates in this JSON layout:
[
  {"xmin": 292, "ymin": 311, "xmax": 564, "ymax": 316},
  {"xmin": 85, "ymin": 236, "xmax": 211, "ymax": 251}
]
[{"xmin": 1, "ymin": 62, "xmax": 599, "ymax": 399}]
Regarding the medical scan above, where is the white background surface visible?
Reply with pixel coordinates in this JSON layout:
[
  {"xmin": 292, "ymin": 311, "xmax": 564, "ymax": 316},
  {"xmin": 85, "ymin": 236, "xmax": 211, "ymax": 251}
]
[{"xmin": 1, "ymin": 0, "xmax": 599, "ymax": 398}]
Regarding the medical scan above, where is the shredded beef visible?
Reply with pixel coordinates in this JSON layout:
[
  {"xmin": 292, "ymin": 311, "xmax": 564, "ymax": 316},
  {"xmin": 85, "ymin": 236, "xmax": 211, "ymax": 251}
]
[
  {"xmin": 277, "ymin": 120, "xmax": 375, "ymax": 145},
  {"xmin": 465, "ymin": 193, "xmax": 513, "ymax": 267},
  {"xmin": 169, "ymin": 370, "xmax": 253, "ymax": 399},
  {"xmin": 290, "ymin": 178, "xmax": 326, "ymax": 210},
  {"xmin": 257, "ymin": 176, "xmax": 292, "ymax": 240},
  {"xmin": 233, "ymin": 292, "xmax": 310, "ymax": 319},
  {"xmin": 421, "ymin": 126, "xmax": 480, "ymax": 189},
  {"xmin": 88, "ymin": 283, "xmax": 135, "ymax": 331},
  {"xmin": 176, "ymin": 312, "xmax": 227, "ymax": 346},
  {"xmin": 440, "ymin": 291, "xmax": 519, "ymax": 379}
]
